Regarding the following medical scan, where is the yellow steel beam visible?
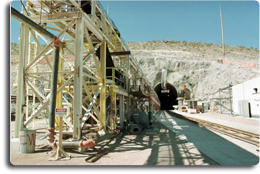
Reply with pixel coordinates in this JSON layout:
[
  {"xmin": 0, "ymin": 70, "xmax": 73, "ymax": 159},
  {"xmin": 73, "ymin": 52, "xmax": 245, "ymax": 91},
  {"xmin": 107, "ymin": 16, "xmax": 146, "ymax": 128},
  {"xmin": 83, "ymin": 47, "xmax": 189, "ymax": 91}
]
[
  {"xmin": 99, "ymin": 42, "xmax": 106, "ymax": 130},
  {"xmin": 55, "ymin": 46, "xmax": 64, "ymax": 129},
  {"xmin": 110, "ymin": 85, "xmax": 117, "ymax": 130}
]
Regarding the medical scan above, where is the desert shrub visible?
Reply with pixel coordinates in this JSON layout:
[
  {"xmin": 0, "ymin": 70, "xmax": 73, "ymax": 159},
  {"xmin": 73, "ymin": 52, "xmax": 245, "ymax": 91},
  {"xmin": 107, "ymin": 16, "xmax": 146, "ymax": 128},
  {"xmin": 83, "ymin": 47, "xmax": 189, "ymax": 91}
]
[{"xmin": 182, "ymin": 41, "xmax": 187, "ymax": 46}]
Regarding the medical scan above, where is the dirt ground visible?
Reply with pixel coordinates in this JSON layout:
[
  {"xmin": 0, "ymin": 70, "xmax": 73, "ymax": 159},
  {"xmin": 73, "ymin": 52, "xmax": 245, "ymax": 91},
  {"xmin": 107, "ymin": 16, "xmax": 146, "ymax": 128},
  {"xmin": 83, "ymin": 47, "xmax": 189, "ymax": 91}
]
[{"xmin": 10, "ymin": 120, "xmax": 218, "ymax": 166}]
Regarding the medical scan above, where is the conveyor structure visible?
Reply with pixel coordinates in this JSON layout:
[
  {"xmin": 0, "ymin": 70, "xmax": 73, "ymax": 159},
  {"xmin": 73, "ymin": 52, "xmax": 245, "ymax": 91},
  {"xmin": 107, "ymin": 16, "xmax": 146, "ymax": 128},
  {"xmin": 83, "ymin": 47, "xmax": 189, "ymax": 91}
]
[{"xmin": 12, "ymin": 0, "xmax": 160, "ymax": 144}]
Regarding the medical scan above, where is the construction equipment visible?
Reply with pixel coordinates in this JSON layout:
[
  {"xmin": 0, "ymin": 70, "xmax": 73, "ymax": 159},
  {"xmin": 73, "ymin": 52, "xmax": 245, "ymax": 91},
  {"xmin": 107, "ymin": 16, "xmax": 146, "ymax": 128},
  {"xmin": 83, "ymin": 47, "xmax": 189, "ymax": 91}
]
[{"xmin": 195, "ymin": 106, "xmax": 204, "ymax": 113}]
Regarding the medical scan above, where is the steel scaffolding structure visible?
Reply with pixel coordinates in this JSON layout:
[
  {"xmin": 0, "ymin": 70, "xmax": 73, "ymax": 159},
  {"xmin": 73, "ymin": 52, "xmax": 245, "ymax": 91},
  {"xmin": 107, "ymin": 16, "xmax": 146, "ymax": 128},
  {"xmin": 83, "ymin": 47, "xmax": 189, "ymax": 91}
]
[{"xmin": 12, "ymin": 0, "xmax": 160, "ymax": 145}]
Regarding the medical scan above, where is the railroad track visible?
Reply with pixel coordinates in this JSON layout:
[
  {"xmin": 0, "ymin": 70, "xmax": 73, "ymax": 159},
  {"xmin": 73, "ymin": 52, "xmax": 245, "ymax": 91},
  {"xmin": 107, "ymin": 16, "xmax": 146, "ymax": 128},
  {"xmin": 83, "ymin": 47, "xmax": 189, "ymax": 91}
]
[{"xmin": 167, "ymin": 111, "xmax": 259, "ymax": 148}]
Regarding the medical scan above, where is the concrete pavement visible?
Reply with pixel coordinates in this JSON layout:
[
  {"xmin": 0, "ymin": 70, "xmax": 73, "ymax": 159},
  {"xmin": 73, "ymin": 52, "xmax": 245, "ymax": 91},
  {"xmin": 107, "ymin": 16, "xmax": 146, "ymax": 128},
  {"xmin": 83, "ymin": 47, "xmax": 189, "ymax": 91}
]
[
  {"xmin": 154, "ymin": 110, "xmax": 259, "ymax": 165},
  {"xmin": 172, "ymin": 110, "xmax": 259, "ymax": 134}
]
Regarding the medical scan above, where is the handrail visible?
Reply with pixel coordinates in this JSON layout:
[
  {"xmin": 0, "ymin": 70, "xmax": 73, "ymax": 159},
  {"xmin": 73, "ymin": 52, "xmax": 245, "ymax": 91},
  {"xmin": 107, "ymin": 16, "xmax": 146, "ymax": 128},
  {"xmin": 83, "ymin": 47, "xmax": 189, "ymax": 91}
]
[{"xmin": 106, "ymin": 67, "xmax": 127, "ymax": 89}]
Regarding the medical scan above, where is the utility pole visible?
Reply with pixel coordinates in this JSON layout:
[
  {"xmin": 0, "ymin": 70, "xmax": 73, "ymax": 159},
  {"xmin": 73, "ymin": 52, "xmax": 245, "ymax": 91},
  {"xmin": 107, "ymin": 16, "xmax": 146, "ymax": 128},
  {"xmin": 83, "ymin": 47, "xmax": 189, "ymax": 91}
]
[{"xmin": 220, "ymin": 5, "xmax": 225, "ymax": 58}]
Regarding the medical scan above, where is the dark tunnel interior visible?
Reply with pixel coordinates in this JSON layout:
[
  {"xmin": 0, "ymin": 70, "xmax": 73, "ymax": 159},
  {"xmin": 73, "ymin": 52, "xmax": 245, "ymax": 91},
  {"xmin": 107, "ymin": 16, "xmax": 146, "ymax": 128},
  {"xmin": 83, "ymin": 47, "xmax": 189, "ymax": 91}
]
[{"xmin": 154, "ymin": 83, "xmax": 178, "ymax": 110}]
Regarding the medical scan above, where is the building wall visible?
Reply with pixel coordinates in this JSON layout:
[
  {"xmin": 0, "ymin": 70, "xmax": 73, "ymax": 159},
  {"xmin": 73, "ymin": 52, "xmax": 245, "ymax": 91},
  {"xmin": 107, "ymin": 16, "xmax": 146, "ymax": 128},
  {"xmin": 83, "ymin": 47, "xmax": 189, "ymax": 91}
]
[{"xmin": 232, "ymin": 77, "xmax": 260, "ymax": 116}]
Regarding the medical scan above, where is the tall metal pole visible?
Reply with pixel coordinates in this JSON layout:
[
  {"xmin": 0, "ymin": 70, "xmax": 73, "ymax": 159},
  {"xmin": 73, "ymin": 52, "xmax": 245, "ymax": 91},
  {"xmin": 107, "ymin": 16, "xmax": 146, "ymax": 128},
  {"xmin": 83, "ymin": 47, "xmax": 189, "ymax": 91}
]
[{"xmin": 47, "ymin": 38, "xmax": 60, "ymax": 143}]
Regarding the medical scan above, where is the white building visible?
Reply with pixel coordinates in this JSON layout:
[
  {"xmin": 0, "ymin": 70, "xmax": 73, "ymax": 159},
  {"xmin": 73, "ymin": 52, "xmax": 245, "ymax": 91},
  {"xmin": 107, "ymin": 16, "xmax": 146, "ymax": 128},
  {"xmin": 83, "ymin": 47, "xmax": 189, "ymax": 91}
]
[{"xmin": 232, "ymin": 77, "xmax": 260, "ymax": 117}]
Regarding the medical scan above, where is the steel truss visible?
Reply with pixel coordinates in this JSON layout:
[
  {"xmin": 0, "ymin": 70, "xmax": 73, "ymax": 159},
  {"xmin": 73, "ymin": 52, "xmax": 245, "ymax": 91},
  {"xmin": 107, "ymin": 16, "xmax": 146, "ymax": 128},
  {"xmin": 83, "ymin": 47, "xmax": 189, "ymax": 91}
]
[{"xmin": 13, "ymin": 0, "xmax": 160, "ymax": 142}]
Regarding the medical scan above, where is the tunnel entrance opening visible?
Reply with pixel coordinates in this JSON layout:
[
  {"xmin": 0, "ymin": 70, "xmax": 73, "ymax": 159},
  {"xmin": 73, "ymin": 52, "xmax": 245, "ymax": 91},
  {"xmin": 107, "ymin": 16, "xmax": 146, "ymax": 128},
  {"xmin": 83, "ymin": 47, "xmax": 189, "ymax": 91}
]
[{"xmin": 154, "ymin": 83, "xmax": 178, "ymax": 110}]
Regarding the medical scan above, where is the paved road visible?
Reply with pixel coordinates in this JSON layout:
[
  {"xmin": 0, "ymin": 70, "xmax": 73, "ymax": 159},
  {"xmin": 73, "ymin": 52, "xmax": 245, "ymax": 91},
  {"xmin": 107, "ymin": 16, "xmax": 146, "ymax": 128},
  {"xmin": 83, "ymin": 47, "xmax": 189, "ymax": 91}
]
[
  {"xmin": 154, "ymin": 110, "xmax": 259, "ymax": 165},
  {"xmin": 10, "ymin": 120, "xmax": 218, "ymax": 165},
  {"xmin": 173, "ymin": 110, "xmax": 259, "ymax": 134}
]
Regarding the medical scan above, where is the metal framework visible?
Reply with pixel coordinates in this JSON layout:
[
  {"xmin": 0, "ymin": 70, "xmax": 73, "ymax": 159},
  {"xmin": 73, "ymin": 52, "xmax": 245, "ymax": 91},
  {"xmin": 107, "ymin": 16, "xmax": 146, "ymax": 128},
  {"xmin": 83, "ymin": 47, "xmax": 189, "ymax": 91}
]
[
  {"xmin": 219, "ymin": 84, "xmax": 233, "ymax": 115},
  {"xmin": 12, "ymin": 0, "xmax": 160, "ymax": 141},
  {"xmin": 212, "ymin": 84, "xmax": 233, "ymax": 115}
]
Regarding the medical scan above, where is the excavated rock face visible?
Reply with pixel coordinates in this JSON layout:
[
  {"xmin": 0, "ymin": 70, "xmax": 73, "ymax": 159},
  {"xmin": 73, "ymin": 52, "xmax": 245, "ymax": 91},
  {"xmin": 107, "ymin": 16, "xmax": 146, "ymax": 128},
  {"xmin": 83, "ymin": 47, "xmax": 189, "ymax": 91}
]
[
  {"xmin": 11, "ymin": 42, "xmax": 259, "ymax": 113},
  {"xmin": 128, "ymin": 41, "xmax": 259, "ymax": 112}
]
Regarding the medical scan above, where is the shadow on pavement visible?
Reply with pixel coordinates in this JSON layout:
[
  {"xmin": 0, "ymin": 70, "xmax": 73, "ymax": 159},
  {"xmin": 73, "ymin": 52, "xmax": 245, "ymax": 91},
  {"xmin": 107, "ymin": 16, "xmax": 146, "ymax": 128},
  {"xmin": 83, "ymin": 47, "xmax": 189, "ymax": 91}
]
[
  {"xmin": 153, "ymin": 110, "xmax": 259, "ymax": 165},
  {"xmin": 105, "ymin": 121, "xmax": 218, "ymax": 165}
]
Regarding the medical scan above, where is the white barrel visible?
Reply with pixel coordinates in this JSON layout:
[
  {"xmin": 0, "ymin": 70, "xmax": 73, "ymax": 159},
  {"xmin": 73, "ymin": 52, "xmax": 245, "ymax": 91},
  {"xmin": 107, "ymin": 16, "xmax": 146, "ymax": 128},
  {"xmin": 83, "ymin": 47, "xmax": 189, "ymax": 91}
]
[{"xmin": 19, "ymin": 130, "xmax": 36, "ymax": 154}]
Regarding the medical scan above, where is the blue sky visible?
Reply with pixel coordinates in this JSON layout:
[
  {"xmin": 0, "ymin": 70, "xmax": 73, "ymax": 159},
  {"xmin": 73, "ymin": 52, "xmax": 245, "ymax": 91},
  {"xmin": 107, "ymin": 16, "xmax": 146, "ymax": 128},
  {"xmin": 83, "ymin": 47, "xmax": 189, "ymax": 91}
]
[{"xmin": 11, "ymin": 1, "xmax": 259, "ymax": 48}]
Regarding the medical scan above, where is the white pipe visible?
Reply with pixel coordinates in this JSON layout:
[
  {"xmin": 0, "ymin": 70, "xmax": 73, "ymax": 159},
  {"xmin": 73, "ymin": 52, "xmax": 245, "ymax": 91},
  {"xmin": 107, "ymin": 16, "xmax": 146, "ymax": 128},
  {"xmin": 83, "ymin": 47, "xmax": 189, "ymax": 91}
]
[{"xmin": 161, "ymin": 69, "xmax": 167, "ymax": 89}]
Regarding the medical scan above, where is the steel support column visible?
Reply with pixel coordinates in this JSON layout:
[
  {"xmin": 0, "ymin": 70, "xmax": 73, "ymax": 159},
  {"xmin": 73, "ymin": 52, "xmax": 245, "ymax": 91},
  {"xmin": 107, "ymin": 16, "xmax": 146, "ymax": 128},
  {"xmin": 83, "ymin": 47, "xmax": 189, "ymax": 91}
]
[
  {"xmin": 110, "ymin": 88, "xmax": 117, "ymax": 130},
  {"xmin": 48, "ymin": 39, "xmax": 60, "ymax": 143},
  {"xmin": 136, "ymin": 73, "xmax": 139, "ymax": 90},
  {"xmin": 148, "ymin": 96, "xmax": 152, "ymax": 112},
  {"xmin": 57, "ymin": 45, "xmax": 64, "ymax": 149},
  {"xmin": 119, "ymin": 95, "xmax": 124, "ymax": 130},
  {"xmin": 25, "ymin": 32, "xmax": 31, "ymax": 121},
  {"xmin": 15, "ymin": 23, "xmax": 29, "ymax": 138},
  {"xmin": 73, "ymin": 17, "xmax": 83, "ymax": 139},
  {"xmin": 126, "ymin": 56, "xmax": 130, "ymax": 122},
  {"xmin": 99, "ymin": 42, "xmax": 107, "ymax": 130},
  {"xmin": 150, "ymin": 99, "xmax": 154, "ymax": 113},
  {"xmin": 91, "ymin": 0, "xmax": 96, "ymax": 23}
]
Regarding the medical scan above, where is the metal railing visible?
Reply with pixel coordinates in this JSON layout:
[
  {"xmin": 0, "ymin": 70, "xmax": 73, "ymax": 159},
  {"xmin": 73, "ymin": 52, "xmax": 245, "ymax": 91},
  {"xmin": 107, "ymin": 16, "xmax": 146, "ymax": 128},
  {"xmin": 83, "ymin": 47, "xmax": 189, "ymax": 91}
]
[
  {"xmin": 130, "ymin": 84, "xmax": 150, "ymax": 96},
  {"xmin": 106, "ymin": 67, "xmax": 126, "ymax": 89}
]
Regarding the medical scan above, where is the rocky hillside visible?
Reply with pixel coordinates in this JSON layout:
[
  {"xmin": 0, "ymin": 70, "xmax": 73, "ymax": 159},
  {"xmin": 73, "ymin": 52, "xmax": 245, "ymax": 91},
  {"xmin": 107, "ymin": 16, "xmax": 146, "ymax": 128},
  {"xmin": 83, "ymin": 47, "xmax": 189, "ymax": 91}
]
[
  {"xmin": 128, "ymin": 41, "xmax": 259, "ymax": 112},
  {"xmin": 11, "ymin": 41, "xmax": 259, "ymax": 113}
]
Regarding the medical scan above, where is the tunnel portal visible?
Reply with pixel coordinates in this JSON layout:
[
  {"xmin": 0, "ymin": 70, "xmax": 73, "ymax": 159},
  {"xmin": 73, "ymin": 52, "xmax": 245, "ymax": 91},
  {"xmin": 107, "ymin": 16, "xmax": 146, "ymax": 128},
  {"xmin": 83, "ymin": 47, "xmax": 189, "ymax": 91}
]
[{"xmin": 154, "ymin": 83, "xmax": 178, "ymax": 110}]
